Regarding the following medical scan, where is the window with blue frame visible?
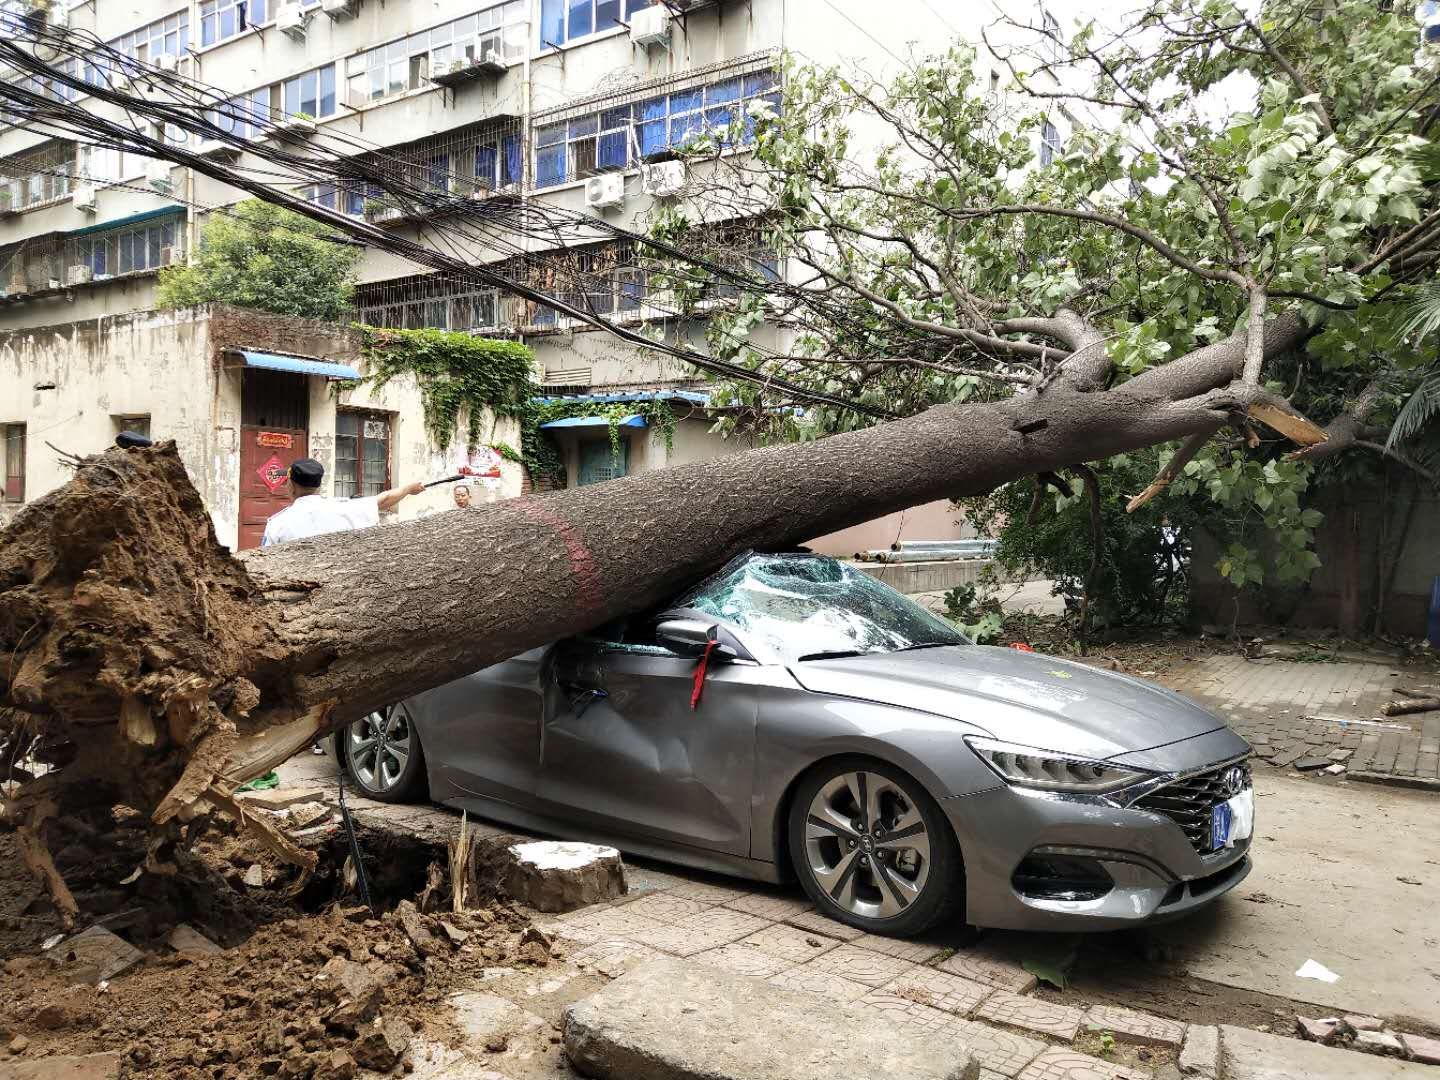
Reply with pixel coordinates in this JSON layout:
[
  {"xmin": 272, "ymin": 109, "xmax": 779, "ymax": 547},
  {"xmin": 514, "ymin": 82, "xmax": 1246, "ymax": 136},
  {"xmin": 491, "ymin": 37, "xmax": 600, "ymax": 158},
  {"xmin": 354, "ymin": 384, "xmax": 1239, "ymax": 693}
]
[
  {"xmin": 533, "ymin": 69, "xmax": 779, "ymax": 188},
  {"xmin": 69, "ymin": 217, "xmax": 181, "ymax": 278},
  {"xmin": 473, "ymin": 132, "xmax": 522, "ymax": 190},
  {"xmin": 539, "ymin": 0, "xmax": 651, "ymax": 47},
  {"xmin": 199, "ymin": 0, "xmax": 261, "ymax": 47}
]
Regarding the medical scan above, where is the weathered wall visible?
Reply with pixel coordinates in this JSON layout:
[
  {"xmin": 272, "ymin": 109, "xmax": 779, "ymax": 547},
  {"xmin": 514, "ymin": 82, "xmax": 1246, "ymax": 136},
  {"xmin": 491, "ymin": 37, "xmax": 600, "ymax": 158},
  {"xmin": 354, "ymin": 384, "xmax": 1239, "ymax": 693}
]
[
  {"xmin": 1190, "ymin": 483, "xmax": 1438, "ymax": 638},
  {"xmin": 0, "ymin": 304, "xmax": 522, "ymax": 542},
  {"xmin": 808, "ymin": 500, "xmax": 971, "ymax": 558}
]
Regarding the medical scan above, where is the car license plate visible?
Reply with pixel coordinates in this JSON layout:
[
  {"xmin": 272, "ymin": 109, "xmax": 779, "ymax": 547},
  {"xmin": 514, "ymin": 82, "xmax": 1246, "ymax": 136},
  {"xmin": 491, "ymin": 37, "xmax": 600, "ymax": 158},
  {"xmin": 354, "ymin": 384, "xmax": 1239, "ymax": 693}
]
[{"xmin": 1210, "ymin": 801, "xmax": 1232, "ymax": 850}]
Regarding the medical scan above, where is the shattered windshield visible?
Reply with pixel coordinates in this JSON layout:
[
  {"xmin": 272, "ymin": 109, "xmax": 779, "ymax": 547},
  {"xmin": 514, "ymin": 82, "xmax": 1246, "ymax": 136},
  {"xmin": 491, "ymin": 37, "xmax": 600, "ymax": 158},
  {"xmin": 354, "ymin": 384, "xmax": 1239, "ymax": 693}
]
[{"xmin": 675, "ymin": 554, "xmax": 968, "ymax": 664}]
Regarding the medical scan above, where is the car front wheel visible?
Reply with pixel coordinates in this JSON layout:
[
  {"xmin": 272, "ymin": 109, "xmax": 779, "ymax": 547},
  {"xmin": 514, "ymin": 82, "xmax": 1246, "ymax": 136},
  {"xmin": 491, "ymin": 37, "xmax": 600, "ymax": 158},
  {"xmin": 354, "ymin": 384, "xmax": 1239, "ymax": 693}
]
[
  {"xmin": 788, "ymin": 756, "xmax": 963, "ymax": 937},
  {"xmin": 340, "ymin": 703, "xmax": 427, "ymax": 802}
]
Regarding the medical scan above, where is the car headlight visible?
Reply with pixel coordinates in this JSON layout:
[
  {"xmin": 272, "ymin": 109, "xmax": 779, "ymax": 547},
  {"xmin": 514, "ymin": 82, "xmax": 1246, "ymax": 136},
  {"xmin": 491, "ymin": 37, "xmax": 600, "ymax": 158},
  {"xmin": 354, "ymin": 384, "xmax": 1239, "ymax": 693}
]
[{"xmin": 965, "ymin": 736, "xmax": 1152, "ymax": 794}]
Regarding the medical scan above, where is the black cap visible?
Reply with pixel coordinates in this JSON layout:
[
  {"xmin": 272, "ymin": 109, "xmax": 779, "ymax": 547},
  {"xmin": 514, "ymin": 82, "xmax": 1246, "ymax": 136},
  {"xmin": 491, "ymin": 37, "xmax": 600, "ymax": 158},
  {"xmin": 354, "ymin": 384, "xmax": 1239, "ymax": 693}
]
[{"xmin": 289, "ymin": 458, "xmax": 324, "ymax": 487}]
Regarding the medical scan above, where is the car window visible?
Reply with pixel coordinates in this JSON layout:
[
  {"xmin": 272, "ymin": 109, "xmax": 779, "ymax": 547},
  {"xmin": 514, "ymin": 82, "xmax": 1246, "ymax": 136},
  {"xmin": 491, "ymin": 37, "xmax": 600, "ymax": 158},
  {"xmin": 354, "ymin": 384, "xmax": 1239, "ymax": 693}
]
[{"xmin": 674, "ymin": 553, "xmax": 967, "ymax": 664}]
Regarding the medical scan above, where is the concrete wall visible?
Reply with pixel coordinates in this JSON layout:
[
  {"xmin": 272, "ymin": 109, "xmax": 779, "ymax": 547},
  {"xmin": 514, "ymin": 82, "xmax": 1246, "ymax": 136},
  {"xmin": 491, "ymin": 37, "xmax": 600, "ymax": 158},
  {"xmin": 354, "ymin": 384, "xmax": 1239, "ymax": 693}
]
[
  {"xmin": 1189, "ymin": 485, "xmax": 1439, "ymax": 638},
  {"xmin": 0, "ymin": 304, "xmax": 521, "ymax": 543},
  {"xmin": 808, "ymin": 499, "xmax": 971, "ymax": 558}
]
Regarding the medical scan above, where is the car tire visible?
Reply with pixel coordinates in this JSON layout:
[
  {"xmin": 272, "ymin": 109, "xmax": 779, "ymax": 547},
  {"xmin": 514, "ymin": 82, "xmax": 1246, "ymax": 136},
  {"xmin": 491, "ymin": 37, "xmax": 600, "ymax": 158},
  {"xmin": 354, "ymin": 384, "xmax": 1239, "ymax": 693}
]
[
  {"xmin": 339, "ymin": 703, "xmax": 428, "ymax": 803},
  {"xmin": 788, "ymin": 756, "xmax": 963, "ymax": 937}
]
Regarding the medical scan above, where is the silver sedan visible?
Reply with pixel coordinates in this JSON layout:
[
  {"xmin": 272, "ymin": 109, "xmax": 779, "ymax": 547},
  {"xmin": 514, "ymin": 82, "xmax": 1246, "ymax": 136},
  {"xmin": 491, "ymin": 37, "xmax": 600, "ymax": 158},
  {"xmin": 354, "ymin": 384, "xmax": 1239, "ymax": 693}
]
[{"xmin": 340, "ymin": 551, "xmax": 1253, "ymax": 936}]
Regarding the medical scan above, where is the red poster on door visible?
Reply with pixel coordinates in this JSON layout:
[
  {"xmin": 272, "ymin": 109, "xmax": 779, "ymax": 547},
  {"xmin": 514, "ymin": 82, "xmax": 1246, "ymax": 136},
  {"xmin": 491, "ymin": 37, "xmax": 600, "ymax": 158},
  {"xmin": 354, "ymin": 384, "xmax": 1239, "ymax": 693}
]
[
  {"xmin": 256, "ymin": 454, "xmax": 289, "ymax": 493},
  {"xmin": 257, "ymin": 431, "xmax": 294, "ymax": 449}
]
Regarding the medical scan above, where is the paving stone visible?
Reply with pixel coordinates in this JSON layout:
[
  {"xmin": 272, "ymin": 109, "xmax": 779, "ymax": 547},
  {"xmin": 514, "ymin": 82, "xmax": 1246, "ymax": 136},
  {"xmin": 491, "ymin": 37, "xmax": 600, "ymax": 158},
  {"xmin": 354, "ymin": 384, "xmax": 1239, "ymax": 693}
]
[
  {"xmin": 1327, "ymin": 748, "xmax": 1354, "ymax": 761},
  {"xmin": 1399, "ymin": 1031, "xmax": 1440, "ymax": 1065},
  {"xmin": 562, "ymin": 957, "xmax": 978, "ymax": 1080},
  {"xmin": 45, "ymin": 925, "xmax": 144, "ymax": 984},
  {"xmin": 722, "ymin": 892, "xmax": 815, "ymax": 921},
  {"xmin": 1343, "ymin": 1014, "xmax": 1382, "ymax": 1031},
  {"xmin": 1268, "ymin": 747, "xmax": 1306, "ymax": 767},
  {"xmin": 805, "ymin": 942, "xmax": 920, "ymax": 987},
  {"xmin": 665, "ymin": 880, "xmax": 753, "ymax": 903},
  {"xmin": 937, "ymin": 946, "xmax": 1039, "ymax": 993},
  {"xmin": 615, "ymin": 893, "xmax": 712, "ymax": 925},
  {"xmin": 630, "ymin": 909, "xmax": 771, "ymax": 957},
  {"xmin": 1219, "ymin": 1024, "xmax": 1435, "ymax": 1078},
  {"xmin": 1295, "ymin": 1017, "xmax": 1339, "ymax": 1043},
  {"xmin": 1015, "ymin": 1048, "xmax": 1150, "ymax": 1080},
  {"xmin": 567, "ymin": 937, "xmax": 666, "ymax": 978},
  {"xmin": 559, "ymin": 906, "xmax": 669, "ymax": 941},
  {"xmin": 740, "ymin": 923, "xmax": 842, "ymax": 964},
  {"xmin": 1083, "ymin": 1004, "xmax": 1185, "ymax": 1047},
  {"xmin": 976, "ymin": 989, "xmax": 1085, "ymax": 1040},
  {"xmin": 692, "ymin": 943, "xmax": 792, "ymax": 979},
  {"xmin": 782, "ymin": 909, "xmax": 866, "ymax": 941},
  {"xmin": 945, "ymin": 1018, "xmax": 1048, "ymax": 1078},
  {"xmin": 765, "ymin": 966, "xmax": 873, "ymax": 1003},
  {"xmin": 1293, "ymin": 755, "xmax": 1332, "ymax": 770},
  {"xmin": 852, "ymin": 992, "xmax": 964, "ymax": 1034},
  {"xmin": 849, "ymin": 933, "xmax": 947, "ymax": 964},
  {"xmin": 878, "ymin": 967, "xmax": 993, "ymax": 1017},
  {"xmin": 1179, "ymin": 1025, "xmax": 1219, "ymax": 1079},
  {"xmin": 1354, "ymin": 1030, "xmax": 1406, "ymax": 1057},
  {"xmin": 448, "ymin": 991, "xmax": 545, "ymax": 1042}
]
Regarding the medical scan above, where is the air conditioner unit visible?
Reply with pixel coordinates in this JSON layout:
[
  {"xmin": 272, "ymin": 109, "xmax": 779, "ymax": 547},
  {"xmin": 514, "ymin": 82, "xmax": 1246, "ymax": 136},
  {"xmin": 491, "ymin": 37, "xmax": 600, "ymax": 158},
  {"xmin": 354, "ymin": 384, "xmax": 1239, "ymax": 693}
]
[
  {"xmin": 158, "ymin": 246, "xmax": 176, "ymax": 266},
  {"xmin": 276, "ymin": 1, "xmax": 308, "ymax": 40},
  {"xmin": 584, "ymin": 172, "xmax": 625, "ymax": 210},
  {"xmin": 629, "ymin": 4, "xmax": 671, "ymax": 48},
  {"xmin": 322, "ymin": 0, "xmax": 357, "ymax": 19},
  {"xmin": 641, "ymin": 160, "xmax": 685, "ymax": 197},
  {"xmin": 72, "ymin": 183, "xmax": 97, "ymax": 212},
  {"xmin": 146, "ymin": 158, "xmax": 172, "ymax": 190},
  {"xmin": 155, "ymin": 52, "xmax": 178, "ymax": 72},
  {"xmin": 66, "ymin": 264, "xmax": 93, "ymax": 286}
]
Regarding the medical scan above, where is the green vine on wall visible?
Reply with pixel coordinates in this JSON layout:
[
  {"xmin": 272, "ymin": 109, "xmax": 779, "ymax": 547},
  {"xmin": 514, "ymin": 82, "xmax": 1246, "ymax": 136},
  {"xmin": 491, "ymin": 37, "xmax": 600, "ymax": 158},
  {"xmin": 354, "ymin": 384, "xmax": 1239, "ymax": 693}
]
[
  {"xmin": 355, "ymin": 325, "xmax": 536, "ymax": 452},
  {"xmin": 520, "ymin": 399, "xmax": 680, "ymax": 487}
]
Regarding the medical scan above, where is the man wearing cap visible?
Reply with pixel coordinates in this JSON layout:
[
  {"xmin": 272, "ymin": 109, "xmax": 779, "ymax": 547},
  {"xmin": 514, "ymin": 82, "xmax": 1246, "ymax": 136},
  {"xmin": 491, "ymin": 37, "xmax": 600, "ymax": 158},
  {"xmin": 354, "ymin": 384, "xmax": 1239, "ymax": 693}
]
[{"xmin": 261, "ymin": 457, "xmax": 424, "ymax": 547}]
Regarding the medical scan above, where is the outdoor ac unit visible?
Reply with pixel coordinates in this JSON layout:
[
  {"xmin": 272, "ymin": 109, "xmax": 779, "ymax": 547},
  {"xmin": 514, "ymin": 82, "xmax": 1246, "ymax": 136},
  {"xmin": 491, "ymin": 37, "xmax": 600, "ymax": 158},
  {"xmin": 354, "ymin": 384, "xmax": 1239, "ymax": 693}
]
[
  {"xmin": 158, "ymin": 246, "xmax": 176, "ymax": 266},
  {"xmin": 146, "ymin": 158, "xmax": 172, "ymax": 190},
  {"xmin": 584, "ymin": 172, "xmax": 625, "ymax": 210},
  {"xmin": 276, "ymin": 1, "xmax": 308, "ymax": 39},
  {"xmin": 629, "ymin": 4, "xmax": 671, "ymax": 48},
  {"xmin": 155, "ymin": 52, "xmax": 178, "ymax": 72},
  {"xmin": 66, "ymin": 264, "xmax": 93, "ymax": 286},
  {"xmin": 72, "ymin": 183, "xmax": 97, "ymax": 212},
  {"xmin": 322, "ymin": 0, "xmax": 357, "ymax": 20},
  {"xmin": 641, "ymin": 160, "xmax": 685, "ymax": 197}
]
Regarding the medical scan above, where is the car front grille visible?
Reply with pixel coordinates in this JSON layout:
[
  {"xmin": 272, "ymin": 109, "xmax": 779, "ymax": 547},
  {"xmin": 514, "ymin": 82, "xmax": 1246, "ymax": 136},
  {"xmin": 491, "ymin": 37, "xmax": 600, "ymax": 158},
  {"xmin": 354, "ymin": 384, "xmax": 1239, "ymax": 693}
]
[{"xmin": 1133, "ymin": 759, "xmax": 1251, "ymax": 854}]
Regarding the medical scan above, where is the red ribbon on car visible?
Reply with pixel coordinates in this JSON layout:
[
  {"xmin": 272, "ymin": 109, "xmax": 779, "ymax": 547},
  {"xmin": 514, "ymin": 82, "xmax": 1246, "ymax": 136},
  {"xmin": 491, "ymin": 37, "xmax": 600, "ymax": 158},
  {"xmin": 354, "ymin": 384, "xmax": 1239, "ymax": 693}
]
[{"xmin": 690, "ymin": 640, "xmax": 718, "ymax": 710}]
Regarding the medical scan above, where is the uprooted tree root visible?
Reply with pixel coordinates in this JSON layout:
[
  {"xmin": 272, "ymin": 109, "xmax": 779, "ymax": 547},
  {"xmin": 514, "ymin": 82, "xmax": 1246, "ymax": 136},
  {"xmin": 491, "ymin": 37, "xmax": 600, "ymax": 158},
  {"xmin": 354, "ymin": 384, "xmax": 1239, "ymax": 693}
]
[{"xmin": 0, "ymin": 444, "xmax": 307, "ymax": 923}]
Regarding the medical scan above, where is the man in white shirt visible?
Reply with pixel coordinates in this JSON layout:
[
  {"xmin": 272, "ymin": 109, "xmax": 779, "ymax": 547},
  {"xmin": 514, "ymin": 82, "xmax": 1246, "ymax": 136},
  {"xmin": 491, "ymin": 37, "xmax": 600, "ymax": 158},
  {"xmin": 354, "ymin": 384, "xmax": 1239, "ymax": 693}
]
[{"xmin": 261, "ymin": 457, "xmax": 423, "ymax": 547}]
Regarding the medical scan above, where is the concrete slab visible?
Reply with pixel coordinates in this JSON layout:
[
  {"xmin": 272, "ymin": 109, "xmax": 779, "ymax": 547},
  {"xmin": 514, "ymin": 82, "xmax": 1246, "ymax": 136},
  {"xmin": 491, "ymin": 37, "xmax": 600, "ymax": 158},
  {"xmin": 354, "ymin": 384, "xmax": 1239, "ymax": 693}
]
[
  {"xmin": 1219, "ymin": 1025, "xmax": 1434, "ymax": 1079},
  {"xmin": 562, "ymin": 957, "xmax": 978, "ymax": 1080},
  {"xmin": 1152, "ymin": 771, "xmax": 1440, "ymax": 1026}
]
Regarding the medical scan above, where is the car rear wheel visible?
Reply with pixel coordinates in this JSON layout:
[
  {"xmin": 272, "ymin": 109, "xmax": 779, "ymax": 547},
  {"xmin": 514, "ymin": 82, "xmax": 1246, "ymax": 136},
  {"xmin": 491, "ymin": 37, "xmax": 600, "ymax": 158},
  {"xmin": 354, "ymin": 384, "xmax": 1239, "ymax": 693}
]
[
  {"xmin": 340, "ymin": 703, "xmax": 427, "ymax": 802},
  {"xmin": 788, "ymin": 756, "xmax": 963, "ymax": 936}
]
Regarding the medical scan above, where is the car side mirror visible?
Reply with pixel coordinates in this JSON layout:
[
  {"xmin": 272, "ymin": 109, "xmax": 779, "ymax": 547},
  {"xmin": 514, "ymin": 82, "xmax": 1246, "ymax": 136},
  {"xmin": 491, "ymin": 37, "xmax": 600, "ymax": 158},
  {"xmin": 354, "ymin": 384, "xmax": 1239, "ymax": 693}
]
[{"xmin": 656, "ymin": 618, "xmax": 715, "ymax": 658}]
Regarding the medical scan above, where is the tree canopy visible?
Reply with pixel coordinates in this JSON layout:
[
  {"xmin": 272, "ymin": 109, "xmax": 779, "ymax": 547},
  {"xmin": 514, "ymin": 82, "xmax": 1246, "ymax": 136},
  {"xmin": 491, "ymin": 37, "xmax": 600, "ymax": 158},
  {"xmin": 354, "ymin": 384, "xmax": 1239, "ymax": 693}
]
[
  {"xmin": 156, "ymin": 199, "xmax": 360, "ymax": 320},
  {"xmin": 663, "ymin": 0, "xmax": 1440, "ymax": 597}
]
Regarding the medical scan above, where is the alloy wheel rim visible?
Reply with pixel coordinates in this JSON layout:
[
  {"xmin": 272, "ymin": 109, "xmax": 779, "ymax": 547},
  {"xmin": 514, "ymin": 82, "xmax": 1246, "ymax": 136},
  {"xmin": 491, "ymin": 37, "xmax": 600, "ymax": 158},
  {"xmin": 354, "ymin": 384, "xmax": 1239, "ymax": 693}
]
[
  {"xmin": 347, "ymin": 704, "xmax": 411, "ymax": 791},
  {"xmin": 803, "ymin": 770, "xmax": 931, "ymax": 920}
]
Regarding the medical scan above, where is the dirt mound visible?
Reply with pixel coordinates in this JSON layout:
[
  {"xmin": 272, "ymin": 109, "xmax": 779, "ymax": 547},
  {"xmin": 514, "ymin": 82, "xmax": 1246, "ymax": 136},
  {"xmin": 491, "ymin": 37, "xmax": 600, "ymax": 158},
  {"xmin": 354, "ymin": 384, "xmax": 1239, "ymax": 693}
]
[{"xmin": 0, "ymin": 824, "xmax": 546, "ymax": 1078}]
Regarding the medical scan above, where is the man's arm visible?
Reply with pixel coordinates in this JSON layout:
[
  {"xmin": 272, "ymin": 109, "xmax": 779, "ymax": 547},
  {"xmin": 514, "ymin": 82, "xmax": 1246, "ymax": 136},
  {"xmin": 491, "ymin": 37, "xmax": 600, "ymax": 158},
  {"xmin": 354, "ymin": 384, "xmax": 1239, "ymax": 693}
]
[{"xmin": 376, "ymin": 480, "xmax": 426, "ymax": 514}]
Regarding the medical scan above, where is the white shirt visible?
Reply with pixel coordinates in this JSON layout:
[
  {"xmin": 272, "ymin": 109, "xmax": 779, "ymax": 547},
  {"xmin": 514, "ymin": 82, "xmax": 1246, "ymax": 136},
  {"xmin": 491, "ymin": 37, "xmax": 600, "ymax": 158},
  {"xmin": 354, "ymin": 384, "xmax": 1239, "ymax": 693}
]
[{"xmin": 261, "ymin": 493, "xmax": 380, "ymax": 547}]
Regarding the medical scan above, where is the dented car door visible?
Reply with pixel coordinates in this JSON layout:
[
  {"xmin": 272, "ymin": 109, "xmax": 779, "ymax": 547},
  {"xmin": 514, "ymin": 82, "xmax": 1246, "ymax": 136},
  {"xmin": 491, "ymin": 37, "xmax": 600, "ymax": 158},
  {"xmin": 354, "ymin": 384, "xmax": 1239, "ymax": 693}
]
[{"xmin": 534, "ymin": 637, "xmax": 759, "ymax": 857}]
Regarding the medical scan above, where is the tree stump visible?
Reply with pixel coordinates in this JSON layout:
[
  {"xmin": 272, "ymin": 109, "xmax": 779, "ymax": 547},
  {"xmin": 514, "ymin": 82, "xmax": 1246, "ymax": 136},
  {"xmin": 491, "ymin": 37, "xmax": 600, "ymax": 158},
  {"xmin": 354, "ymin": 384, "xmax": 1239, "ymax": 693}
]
[{"xmin": 502, "ymin": 842, "xmax": 626, "ymax": 913}]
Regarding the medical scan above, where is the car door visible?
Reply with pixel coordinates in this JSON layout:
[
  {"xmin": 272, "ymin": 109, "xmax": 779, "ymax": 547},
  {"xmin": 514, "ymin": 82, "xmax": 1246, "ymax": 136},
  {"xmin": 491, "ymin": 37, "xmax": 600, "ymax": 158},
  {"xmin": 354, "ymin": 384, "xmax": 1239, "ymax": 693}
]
[
  {"xmin": 533, "ymin": 633, "xmax": 760, "ymax": 857},
  {"xmin": 410, "ymin": 646, "xmax": 548, "ymax": 808}
]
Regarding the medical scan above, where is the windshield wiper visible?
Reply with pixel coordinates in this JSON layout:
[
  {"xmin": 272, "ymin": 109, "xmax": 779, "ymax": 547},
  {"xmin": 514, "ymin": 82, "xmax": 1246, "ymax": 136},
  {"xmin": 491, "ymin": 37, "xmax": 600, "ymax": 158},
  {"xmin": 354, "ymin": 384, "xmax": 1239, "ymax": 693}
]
[
  {"xmin": 894, "ymin": 641, "xmax": 957, "ymax": 652},
  {"xmin": 797, "ymin": 649, "xmax": 867, "ymax": 661}
]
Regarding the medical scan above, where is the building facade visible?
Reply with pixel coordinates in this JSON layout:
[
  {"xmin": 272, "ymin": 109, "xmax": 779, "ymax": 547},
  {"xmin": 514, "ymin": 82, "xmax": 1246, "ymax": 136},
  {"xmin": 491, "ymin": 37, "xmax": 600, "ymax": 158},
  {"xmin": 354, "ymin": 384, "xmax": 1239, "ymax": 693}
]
[{"xmin": 2, "ymin": 0, "xmax": 1067, "ymax": 549}]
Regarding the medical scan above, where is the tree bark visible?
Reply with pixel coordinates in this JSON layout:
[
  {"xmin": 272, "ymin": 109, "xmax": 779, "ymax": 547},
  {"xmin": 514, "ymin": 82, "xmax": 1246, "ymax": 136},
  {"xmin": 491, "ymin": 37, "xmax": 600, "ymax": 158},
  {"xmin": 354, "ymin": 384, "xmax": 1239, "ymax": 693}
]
[{"xmin": 0, "ymin": 314, "xmax": 1324, "ymax": 908}]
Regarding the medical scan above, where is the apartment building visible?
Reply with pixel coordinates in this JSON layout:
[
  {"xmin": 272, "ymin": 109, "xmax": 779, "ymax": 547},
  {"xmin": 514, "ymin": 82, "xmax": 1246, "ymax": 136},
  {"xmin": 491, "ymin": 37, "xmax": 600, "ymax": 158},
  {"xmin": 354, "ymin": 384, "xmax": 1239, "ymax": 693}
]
[{"xmin": 0, "ymin": 0, "xmax": 1067, "ymax": 549}]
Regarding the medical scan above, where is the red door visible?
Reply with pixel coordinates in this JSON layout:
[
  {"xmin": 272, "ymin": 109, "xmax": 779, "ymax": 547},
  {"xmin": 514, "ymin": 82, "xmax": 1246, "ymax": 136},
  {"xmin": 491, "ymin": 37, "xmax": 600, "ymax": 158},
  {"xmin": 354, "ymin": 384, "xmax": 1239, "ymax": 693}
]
[{"xmin": 238, "ymin": 427, "xmax": 308, "ymax": 550}]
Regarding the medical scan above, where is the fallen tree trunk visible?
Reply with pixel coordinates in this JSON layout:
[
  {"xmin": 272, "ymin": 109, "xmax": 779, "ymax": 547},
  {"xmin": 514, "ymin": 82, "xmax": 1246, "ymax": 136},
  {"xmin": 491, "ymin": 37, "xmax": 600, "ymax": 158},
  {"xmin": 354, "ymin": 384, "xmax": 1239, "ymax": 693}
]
[{"xmin": 0, "ymin": 318, "xmax": 1316, "ymax": 914}]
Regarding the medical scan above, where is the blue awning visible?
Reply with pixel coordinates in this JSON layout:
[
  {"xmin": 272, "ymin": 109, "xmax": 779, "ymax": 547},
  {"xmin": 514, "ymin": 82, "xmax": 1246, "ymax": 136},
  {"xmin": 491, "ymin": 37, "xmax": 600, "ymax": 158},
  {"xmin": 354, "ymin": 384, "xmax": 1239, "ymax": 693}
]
[
  {"xmin": 233, "ymin": 349, "xmax": 361, "ymax": 380},
  {"xmin": 531, "ymin": 389, "xmax": 709, "ymax": 406},
  {"xmin": 541, "ymin": 413, "xmax": 647, "ymax": 429}
]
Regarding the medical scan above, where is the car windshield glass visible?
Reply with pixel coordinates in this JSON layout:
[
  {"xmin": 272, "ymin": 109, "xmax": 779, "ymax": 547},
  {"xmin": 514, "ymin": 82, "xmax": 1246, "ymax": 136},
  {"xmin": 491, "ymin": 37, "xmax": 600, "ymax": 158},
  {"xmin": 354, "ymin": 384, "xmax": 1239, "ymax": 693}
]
[{"xmin": 675, "ymin": 554, "xmax": 968, "ymax": 663}]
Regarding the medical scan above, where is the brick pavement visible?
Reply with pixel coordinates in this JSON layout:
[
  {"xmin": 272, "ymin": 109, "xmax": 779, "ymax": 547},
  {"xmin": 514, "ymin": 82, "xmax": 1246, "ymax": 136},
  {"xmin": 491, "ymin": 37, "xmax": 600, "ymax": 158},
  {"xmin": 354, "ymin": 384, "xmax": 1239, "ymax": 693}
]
[{"xmin": 1153, "ymin": 654, "xmax": 1440, "ymax": 788}]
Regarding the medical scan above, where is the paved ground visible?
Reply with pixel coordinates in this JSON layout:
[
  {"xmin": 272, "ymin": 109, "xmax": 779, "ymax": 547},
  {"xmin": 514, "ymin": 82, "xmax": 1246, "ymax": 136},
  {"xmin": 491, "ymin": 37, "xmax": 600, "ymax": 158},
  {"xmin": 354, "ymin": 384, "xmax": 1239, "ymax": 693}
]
[
  {"xmin": 272, "ymin": 749, "xmax": 1440, "ymax": 1079},
  {"xmin": 1156, "ymin": 655, "xmax": 1440, "ymax": 788}
]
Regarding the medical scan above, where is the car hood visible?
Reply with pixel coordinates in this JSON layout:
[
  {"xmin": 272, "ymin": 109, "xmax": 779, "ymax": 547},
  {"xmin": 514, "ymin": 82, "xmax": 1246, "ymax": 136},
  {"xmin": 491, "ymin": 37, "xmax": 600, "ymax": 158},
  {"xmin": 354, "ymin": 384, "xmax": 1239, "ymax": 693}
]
[{"xmin": 788, "ymin": 645, "xmax": 1226, "ymax": 759}]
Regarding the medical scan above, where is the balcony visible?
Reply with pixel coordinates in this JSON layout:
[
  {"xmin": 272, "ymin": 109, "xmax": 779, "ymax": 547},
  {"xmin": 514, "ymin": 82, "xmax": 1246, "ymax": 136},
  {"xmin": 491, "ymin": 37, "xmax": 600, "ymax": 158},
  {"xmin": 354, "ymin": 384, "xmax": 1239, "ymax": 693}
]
[{"xmin": 430, "ymin": 52, "xmax": 508, "ymax": 88}]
